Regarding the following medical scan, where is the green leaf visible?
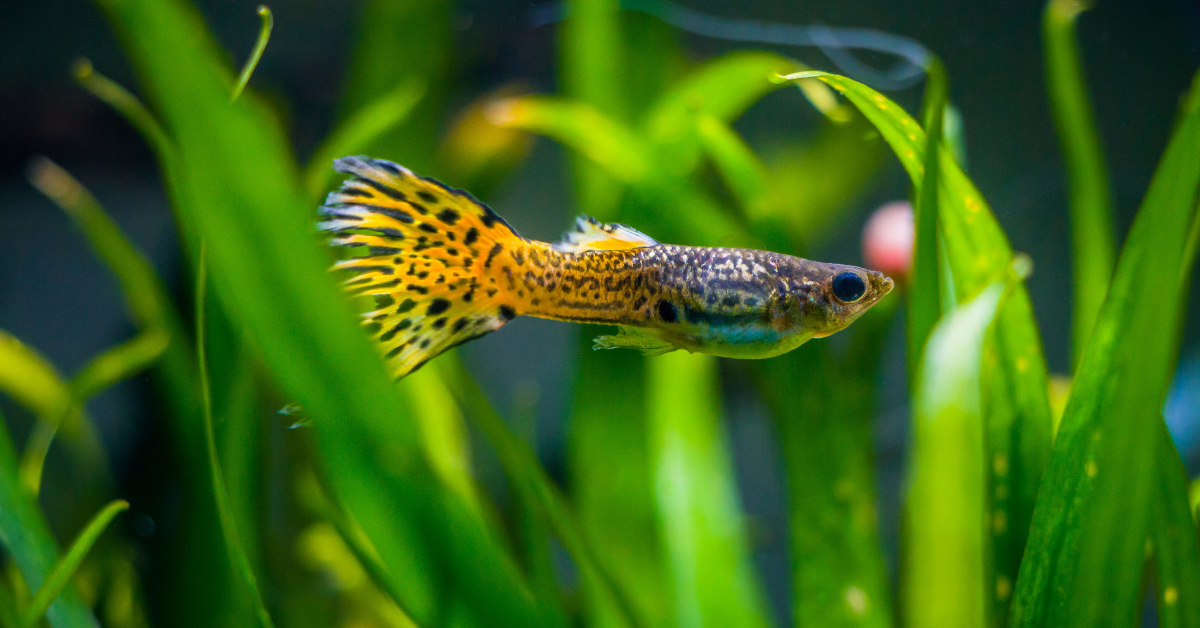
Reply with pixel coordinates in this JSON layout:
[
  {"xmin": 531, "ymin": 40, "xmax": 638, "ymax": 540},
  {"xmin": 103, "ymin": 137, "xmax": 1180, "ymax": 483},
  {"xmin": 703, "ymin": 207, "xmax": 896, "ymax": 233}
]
[
  {"xmin": 304, "ymin": 78, "xmax": 427, "ymax": 200},
  {"xmin": 1150, "ymin": 420, "xmax": 1200, "ymax": 628},
  {"xmin": 560, "ymin": 0, "xmax": 626, "ymax": 217},
  {"xmin": 196, "ymin": 250, "xmax": 275, "ymax": 628},
  {"xmin": 907, "ymin": 58, "xmax": 947, "ymax": 381},
  {"xmin": 0, "ymin": 410, "xmax": 99, "ymax": 628},
  {"xmin": 778, "ymin": 72, "xmax": 1054, "ymax": 617},
  {"xmin": 905, "ymin": 271, "xmax": 1023, "ymax": 628},
  {"xmin": 694, "ymin": 114, "xmax": 770, "ymax": 215},
  {"xmin": 567, "ymin": 335, "xmax": 670, "ymax": 628},
  {"xmin": 646, "ymin": 352, "xmax": 773, "ymax": 628},
  {"xmin": 340, "ymin": 0, "xmax": 451, "ymax": 175},
  {"xmin": 755, "ymin": 305, "xmax": 896, "ymax": 628},
  {"xmin": 92, "ymin": 0, "xmax": 556, "ymax": 624},
  {"xmin": 488, "ymin": 96, "xmax": 755, "ymax": 247},
  {"xmin": 20, "ymin": 500, "xmax": 129, "ymax": 628},
  {"xmin": 439, "ymin": 356, "xmax": 636, "ymax": 628},
  {"xmin": 642, "ymin": 51, "xmax": 805, "ymax": 173},
  {"xmin": 1043, "ymin": 0, "xmax": 1116, "ymax": 369},
  {"xmin": 1010, "ymin": 71, "xmax": 1200, "ymax": 628}
]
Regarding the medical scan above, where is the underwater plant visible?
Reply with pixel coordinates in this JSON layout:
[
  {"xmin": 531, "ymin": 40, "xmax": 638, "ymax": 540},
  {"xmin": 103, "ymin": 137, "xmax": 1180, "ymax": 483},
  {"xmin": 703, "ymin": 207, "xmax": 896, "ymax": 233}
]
[{"xmin": 1, "ymin": 1, "xmax": 1197, "ymax": 628}]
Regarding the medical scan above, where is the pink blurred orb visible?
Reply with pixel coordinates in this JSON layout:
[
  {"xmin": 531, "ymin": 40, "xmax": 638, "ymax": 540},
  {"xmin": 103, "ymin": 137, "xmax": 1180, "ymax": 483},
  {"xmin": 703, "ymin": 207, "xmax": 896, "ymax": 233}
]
[{"xmin": 862, "ymin": 200, "xmax": 914, "ymax": 281}]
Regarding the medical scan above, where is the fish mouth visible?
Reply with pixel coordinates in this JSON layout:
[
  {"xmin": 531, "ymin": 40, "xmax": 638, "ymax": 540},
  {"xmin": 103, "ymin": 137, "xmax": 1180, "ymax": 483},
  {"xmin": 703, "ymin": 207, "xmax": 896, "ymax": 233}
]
[{"xmin": 880, "ymin": 276, "xmax": 895, "ymax": 296}]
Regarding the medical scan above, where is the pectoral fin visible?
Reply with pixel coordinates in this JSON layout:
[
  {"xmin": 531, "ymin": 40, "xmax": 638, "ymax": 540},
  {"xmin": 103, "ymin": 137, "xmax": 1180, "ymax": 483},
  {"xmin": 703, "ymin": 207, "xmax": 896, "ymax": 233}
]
[{"xmin": 592, "ymin": 326, "xmax": 679, "ymax": 356}]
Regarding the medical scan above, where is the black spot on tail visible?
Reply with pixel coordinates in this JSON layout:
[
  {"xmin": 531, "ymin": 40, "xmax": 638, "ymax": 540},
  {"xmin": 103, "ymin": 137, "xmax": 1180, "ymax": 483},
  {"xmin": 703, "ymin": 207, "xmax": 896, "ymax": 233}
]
[
  {"xmin": 463, "ymin": 228, "xmax": 479, "ymax": 246},
  {"xmin": 427, "ymin": 299, "xmax": 451, "ymax": 316},
  {"xmin": 380, "ymin": 319, "xmax": 412, "ymax": 341},
  {"xmin": 396, "ymin": 299, "xmax": 417, "ymax": 313},
  {"xmin": 436, "ymin": 209, "xmax": 461, "ymax": 225},
  {"xmin": 499, "ymin": 305, "xmax": 516, "ymax": 321},
  {"xmin": 356, "ymin": 176, "xmax": 407, "ymax": 201},
  {"xmin": 418, "ymin": 190, "xmax": 439, "ymax": 204}
]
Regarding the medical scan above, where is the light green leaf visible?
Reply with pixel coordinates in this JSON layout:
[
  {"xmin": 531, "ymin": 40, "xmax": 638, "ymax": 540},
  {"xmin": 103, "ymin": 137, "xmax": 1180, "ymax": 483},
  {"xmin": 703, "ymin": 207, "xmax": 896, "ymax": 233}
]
[
  {"xmin": 20, "ymin": 500, "xmax": 129, "ymax": 628},
  {"xmin": 778, "ymin": 72, "xmax": 1054, "ymax": 617},
  {"xmin": 905, "ymin": 271, "xmax": 1022, "ymax": 628},
  {"xmin": 488, "ymin": 96, "xmax": 755, "ymax": 247},
  {"xmin": 907, "ymin": 58, "xmax": 947, "ymax": 381},
  {"xmin": 1010, "ymin": 70, "xmax": 1200, "ymax": 628},
  {"xmin": 647, "ymin": 352, "xmax": 773, "ymax": 628},
  {"xmin": 0, "ymin": 411, "xmax": 99, "ymax": 628},
  {"xmin": 304, "ymin": 78, "xmax": 427, "ymax": 200},
  {"xmin": 92, "ymin": 0, "xmax": 557, "ymax": 624},
  {"xmin": 1043, "ymin": 0, "xmax": 1116, "ymax": 368}
]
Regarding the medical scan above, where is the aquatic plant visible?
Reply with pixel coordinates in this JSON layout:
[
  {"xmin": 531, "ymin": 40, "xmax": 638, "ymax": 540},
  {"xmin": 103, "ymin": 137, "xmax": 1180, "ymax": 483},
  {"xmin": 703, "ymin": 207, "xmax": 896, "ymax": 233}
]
[{"xmin": 1, "ymin": 0, "xmax": 1197, "ymax": 627}]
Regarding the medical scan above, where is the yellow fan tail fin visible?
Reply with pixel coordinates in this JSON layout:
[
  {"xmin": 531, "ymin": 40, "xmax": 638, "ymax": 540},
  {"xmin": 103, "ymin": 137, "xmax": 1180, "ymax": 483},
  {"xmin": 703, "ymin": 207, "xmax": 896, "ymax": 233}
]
[{"xmin": 320, "ymin": 156, "xmax": 524, "ymax": 378}]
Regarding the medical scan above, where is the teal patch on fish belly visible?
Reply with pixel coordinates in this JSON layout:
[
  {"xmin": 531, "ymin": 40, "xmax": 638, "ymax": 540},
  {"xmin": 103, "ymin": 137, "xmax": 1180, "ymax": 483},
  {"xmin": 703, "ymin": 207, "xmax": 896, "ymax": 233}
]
[{"xmin": 593, "ymin": 326, "xmax": 678, "ymax": 356}]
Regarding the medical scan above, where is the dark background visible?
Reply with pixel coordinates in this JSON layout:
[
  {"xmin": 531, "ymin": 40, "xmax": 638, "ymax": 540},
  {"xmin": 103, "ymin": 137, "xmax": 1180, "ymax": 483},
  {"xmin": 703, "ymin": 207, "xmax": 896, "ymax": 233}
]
[{"xmin": 2, "ymin": 0, "xmax": 1199, "ymax": 621}]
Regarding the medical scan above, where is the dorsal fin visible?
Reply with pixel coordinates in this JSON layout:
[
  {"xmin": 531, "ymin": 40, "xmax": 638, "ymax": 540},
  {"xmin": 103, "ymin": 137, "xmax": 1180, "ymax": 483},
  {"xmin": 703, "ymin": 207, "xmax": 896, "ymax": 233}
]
[{"xmin": 552, "ymin": 216, "xmax": 660, "ymax": 253}]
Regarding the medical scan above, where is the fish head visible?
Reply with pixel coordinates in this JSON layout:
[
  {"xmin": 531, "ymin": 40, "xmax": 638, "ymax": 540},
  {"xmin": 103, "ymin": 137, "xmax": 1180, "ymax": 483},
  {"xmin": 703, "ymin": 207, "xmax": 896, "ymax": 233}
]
[{"xmin": 774, "ymin": 261, "xmax": 894, "ymax": 339}]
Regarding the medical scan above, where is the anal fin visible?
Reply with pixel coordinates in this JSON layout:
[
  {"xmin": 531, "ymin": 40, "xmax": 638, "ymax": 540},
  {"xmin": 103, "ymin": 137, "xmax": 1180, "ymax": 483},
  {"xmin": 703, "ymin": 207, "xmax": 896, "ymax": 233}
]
[{"xmin": 592, "ymin": 326, "xmax": 678, "ymax": 356}]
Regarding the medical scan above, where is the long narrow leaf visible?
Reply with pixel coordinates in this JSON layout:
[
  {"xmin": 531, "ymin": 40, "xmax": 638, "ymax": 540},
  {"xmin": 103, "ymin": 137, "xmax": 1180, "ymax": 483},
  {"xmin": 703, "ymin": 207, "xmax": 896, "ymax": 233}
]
[
  {"xmin": 1151, "ymin": 420, "xmax": 1200, "ymax": 628},
  {"xmin": 907, "ymin": 59, "xmax": 947, "ymax": 381},
  {"xmin": 196, "ymin": 250, "xmax": 275, "ymax": 628},
  {"xmin": 488, "ymin": 96, "xmax": 756, "ymax": 247},
  {"xmin": 20, "ymin": 500, "xmax": 129, "ymax": 628},
  {"xmin": 304, "ymin": 78, "xmax": 427, "ymax": 199},
  {"xmin": 906, "ymin": 270, "xmax": 1024, "ymax": 628},
  {"xmin": 0, "ymin": 411, "xmax": 98, "ymax": 628},
  {"xmin": 92, "ymin": 0, "xmax": 553, "ymax": 624},
  {"xmin": 755, "ymin": 306, "xmax": 895, "ymax": 628},
  {"xmin": 1010, "ymin": 71, "xmax": 1200, "ymax": 628},
  {"xmin": 647, "ymin": 352, "xmax": 773, "ymax": 628},
  {"xmin": 778, "ymin": 71, "xmax": 1054, "ymax": 612},
  {"xmin": 1043, "ymin": 0, "xmax": 1116, "ymax": 368}
]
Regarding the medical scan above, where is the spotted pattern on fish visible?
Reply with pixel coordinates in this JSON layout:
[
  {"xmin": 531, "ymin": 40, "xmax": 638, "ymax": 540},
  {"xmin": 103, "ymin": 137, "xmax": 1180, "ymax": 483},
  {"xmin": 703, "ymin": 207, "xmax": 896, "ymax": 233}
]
[{"xmin": 320, "ymin": 157, "xmax": 894, "ymax": 378}]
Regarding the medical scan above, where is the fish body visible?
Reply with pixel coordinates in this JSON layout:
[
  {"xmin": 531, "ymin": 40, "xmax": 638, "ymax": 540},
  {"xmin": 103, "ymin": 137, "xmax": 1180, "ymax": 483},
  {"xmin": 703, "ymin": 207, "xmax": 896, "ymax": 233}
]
[{"xmin": 320, "ymin": 156, "xmax": 894, "ymax": 378}]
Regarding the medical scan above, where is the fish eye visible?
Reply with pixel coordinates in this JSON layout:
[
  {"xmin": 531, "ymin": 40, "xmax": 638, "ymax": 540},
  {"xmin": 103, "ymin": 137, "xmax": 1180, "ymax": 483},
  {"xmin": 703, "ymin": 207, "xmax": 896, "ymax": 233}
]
[{"xmin": 831, "ymin": 272, "xmax": 867, "ymax": 303}]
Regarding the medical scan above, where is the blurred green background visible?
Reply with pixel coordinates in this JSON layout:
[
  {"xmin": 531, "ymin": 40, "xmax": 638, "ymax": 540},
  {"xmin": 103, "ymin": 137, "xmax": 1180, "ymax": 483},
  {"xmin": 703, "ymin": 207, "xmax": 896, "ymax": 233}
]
[{"xmin": 1, "ymin": 0, "xmax": 1199, "ymax": 627}]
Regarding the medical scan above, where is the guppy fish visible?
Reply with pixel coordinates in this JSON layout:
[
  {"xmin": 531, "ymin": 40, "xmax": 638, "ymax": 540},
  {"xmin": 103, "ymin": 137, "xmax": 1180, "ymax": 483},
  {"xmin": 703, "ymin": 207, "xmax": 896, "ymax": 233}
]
[{"xmin": 319, "ymin": 156, "xmax": 894, "ymax": 379}]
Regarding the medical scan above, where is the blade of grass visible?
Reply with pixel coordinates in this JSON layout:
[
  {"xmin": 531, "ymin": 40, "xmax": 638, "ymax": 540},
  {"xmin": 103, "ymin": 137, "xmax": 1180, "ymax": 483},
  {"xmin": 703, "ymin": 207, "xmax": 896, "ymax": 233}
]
[
  {"xmin": 487, "ymin": 96, "xmax": 756, "ymax": 247},
  {"xmin": 93, "ymin": 0, "xmax": 554, "ymax": 623},
  {"xmin": 1010, "ymin": 70, "xmax": 1200, "ymax": 628},
  {"xmin": 27, "ymin": 153, "xmax": 235, "ymax": 624},
  {"xmin": 908, "ymin": 58, "xmax": 947, "ymax": 381},
  {"xmin": 303, "ymin": 78, "xmax": 426, "ymax": 199},
  {"xmin": 196, "ymin": 246, "xmax": 276, "ymax": 628},
  {"xmin": 647, "ymin": 352, "xmax": 773, "ymax": 628},
  {"xmin": 755, "ymin": 304, "xmax": 896, "ymax": 628},
  {"xmin": 72, "ymin": 59, "xmax": 175, "ymax": 166},
  {"xmin": 0, "ymin": 575, "xmax": 19, "ymax": 628},
  {"xmin": 439, "ymin": 357, "xmax": 640, "ymax": 628},
  {"xmin": 560, "ymin": 0, "xmax": 625, "ymax": 217},
  {"xmin": 906, "ymin": 261, "xmax": 1027, "ymax": 628},
  {"xmin": 1043, "ymin": 0, "xmax": 1115, "ymax": 369},
  {"xmin": 230, "ymin": 5, "xmax": 272, "ymax": 102},
  {"xmin": 694, "ymin": 114, "xmax": 770, "ymax": 216},
  {"xmin": 18, "ymin": 328, "xmax": 166, "ymax": 494},
  {"xmin": 26, "ymin": 155, "xmax": 194, "ymax": 408},
  {"xmin": 19, "ymin": 500, "xmax": 128, "ymax": 628},
  {"xmin": 778, "ymin": 71, "xmax": 1054, "ymax": 615},
  {"xmin": 0, "ymin": 406, "xmax": 99, "ymax": 628},
  {"xmin": 642, "ymin": 51, "xmax": 815, "ymax": 171},
  {"xmin": 1151, "ymin": 419, "xmax": 1200, "ymax": 628},
  {"xmin": 566, "ymin": 334, "xmax": 669, "ymax": 628},
  {"xmin": 0, "ymin": 331, "xmax": 109, "ymax": 496},
  {"xmin": 340, "ymin": 0, "xmax": 450, "ymax": 175}
]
